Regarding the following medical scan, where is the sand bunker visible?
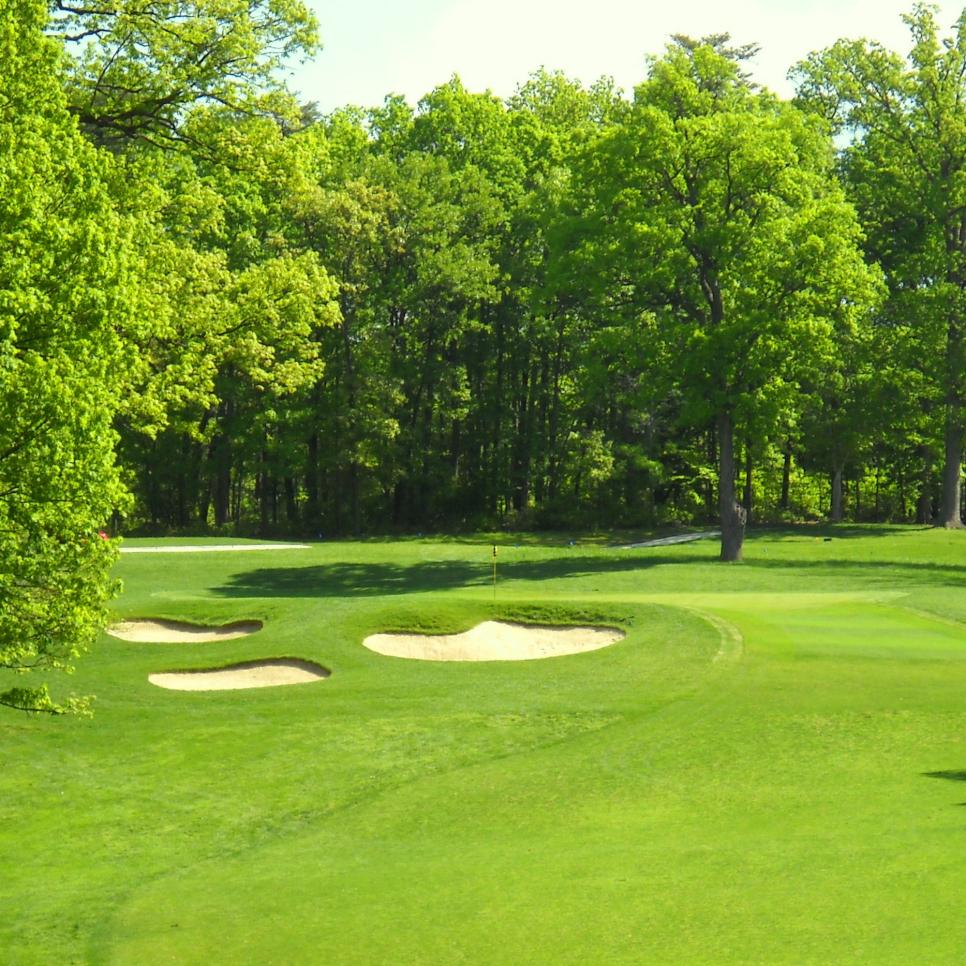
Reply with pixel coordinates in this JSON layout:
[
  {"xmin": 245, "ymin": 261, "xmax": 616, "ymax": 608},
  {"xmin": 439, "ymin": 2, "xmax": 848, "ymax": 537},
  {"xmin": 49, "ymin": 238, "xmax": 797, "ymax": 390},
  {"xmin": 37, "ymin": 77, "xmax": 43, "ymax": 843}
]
[
  {"xmin": 149, "ymin": 658, "xmax": 329, "ymax": 691},
  {"xmin": 363, "ymin": 620, "xmax": 624, "ymax": 662},
  {"xmin": 108, "ymin": 619, "xmax": 262, "ymax": 643}
]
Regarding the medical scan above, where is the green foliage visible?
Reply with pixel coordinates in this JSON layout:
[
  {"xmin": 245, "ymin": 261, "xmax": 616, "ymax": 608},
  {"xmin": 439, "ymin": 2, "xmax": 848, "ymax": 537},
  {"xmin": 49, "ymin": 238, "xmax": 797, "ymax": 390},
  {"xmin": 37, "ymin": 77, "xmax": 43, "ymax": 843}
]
[
  {"xmin": 51, "ymin": 0, "xmax": 319, "ymax": 147},
  {"xmin": 0, "ymin": 0, "xmax": 134, "ymax": 711},
  {"xmin": 794, "ymin": 4, "xmax": 966, "ymax": 525},
  {"xmin": 15, "ymin": 0, "xmax": 963, "ymax": 564},
  {"xmin": 558, "ymin": 40, "xmax": 881, "ymax": 554}
]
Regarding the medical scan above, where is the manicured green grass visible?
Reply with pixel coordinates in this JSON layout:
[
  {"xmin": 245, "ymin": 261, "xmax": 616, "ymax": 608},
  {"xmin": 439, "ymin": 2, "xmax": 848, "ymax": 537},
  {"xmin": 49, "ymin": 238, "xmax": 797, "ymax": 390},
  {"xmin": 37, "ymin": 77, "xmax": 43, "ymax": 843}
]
[{"xmin": 4, "ymin": 526, "xmax": 966, "ymax": 963}]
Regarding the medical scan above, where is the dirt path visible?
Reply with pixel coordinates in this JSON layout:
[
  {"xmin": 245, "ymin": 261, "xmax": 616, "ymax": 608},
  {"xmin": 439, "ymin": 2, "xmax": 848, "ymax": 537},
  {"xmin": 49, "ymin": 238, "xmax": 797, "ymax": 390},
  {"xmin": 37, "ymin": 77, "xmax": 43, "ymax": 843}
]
[
  {"xmin": 120, "ymin": 544, "xmax": 309, "ymax": 554},
  {"xmin": 620, "ymin": 531, "xmax": 720, "ymax": 550}
]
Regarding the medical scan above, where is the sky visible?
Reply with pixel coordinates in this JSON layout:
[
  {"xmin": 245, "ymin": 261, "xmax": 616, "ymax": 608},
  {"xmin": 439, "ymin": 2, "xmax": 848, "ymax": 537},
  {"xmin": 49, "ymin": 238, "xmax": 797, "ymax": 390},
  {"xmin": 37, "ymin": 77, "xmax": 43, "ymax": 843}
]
[{"xmin": 287, "ymin": 0, "xmax": 966, "ymax": 112}]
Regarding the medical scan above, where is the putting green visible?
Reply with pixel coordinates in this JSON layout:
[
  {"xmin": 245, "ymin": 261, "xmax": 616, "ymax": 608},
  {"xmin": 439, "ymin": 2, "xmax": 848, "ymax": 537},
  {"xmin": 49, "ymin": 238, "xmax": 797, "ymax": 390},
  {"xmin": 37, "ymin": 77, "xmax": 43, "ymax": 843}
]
[{"xmin": 5, "ymin": 528, "xmax": 966, "ymax": 963}]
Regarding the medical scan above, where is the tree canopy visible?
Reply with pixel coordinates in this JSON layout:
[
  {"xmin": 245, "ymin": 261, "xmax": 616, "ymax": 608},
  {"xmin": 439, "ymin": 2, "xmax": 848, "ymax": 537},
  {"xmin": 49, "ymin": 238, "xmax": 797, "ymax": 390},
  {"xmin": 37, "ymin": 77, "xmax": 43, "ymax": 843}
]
[
  {"xmin": 50, "ymin": 0, "xmax": 318, "ymax": 147},
  {"xmin": 795, "ymin": 3, "xmax": 966, "ymax": 528},
  {"xmin": 0, "ymin": 0, "xmax": 137, "ymax": 712},
  {"xmin": 6, "ymin": 5, "xmax": 966, "ymax": 708}
]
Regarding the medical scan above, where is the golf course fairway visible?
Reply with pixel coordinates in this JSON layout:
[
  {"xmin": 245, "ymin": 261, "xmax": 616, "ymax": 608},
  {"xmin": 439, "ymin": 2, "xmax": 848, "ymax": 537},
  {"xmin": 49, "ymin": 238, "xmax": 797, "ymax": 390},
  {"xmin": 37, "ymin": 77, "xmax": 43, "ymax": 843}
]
[{"xmin": 3, "ymin": 525, "xmax": 966, "ymax": 963}]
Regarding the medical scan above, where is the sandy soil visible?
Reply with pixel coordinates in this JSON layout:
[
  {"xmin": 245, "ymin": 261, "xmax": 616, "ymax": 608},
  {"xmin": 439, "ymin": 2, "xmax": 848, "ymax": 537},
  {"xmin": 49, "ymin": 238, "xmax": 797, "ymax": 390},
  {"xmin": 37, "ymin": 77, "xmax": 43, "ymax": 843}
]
[
  {"xmin": 120, "ymin": 544, "xmax": 308, "ymax": 554},
  {"xmin": 149, "ymin": 658, "xmax": 329, "ymax": 691},
  {"xmin": 107, "ymin": 619, "xmax": 263, "ymax": 643},
  {"xmin": 363, "ymin": 620, "xmax": 624, "ymax": 662}
]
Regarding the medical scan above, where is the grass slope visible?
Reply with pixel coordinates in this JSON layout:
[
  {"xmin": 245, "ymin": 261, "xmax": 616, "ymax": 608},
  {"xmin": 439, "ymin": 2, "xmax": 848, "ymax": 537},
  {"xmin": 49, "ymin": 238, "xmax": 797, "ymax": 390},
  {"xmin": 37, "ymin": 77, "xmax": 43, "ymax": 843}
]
[{"xmin": 3, "ymin": 527, "xmax": 966, "ymax": 963}]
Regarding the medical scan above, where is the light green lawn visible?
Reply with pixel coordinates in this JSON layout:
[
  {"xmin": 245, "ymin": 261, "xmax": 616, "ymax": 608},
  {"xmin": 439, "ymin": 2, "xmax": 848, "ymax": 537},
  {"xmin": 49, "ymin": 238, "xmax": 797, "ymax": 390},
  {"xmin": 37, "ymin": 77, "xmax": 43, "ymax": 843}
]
[{"xmin": 3, "ymin": 525, "xmax": 966, "ymax": 963}]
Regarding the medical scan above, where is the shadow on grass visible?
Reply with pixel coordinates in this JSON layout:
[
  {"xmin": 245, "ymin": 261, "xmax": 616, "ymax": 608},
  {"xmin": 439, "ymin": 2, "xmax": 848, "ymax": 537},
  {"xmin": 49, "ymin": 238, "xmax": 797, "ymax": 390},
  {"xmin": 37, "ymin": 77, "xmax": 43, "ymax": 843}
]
[
  {"xmin": 737, "ymin": 556, "xmax": 966, "ymax": 582},
  {"xmin": 211, "ymin": 553, "xmax": 703, "ymax": 598},
  {"xmin": 923, "ymin": 770, "xmax": 966, "ymax": 806},
  {"xmin": 210, "ymin": 539, "xmax": 966, "ymax": 599},
  {"xmin": 751, "ymin": 524, "xmax": 933, "ymax": 540},
  {"xmin": 332, "ymin": 523, "xmax": 931, "ymax": 548}
]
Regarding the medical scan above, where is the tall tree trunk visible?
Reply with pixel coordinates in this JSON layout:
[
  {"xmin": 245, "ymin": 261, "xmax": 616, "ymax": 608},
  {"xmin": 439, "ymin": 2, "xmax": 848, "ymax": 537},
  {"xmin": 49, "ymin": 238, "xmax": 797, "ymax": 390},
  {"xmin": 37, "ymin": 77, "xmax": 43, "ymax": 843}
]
[
  {"xmin": 830, "ymin": 464, "xmax": 843, "ymax": 523},
  {"xmin": 706, "ymin": 425, "xmax": 717, "ymax": 521},
  {"xmin": 940, "ymin": 413, "xmax": 963, "ymax": 527},
  {"xmin": 283, "ymin": 477, "xmax": 299, "ymax": 530},
  {"xmin": 546, "ymin": 315, "xmax": 566, "ymax": 502},
  {"xmin": 942, "ymin": 244, "xmax": 964, "ymax": 526},
  {"xmin": 743, "ymin": 445, "xmax": 753, "ymax": 527},
  {"xmin": 718, "ymin": 412, "xmax": 745, "ymax": 562},
  {"xmin": 780, "ymin": 445, "xmax": 792, "ymax": 510},
  {"xmin": 305, "ymin": 432, "xmax": 320, "ymax": 533},
  {"xmin": 512, "ymin": 364, "xmax": 532, "ymax": 512},
  {"xmin": 258, "ymin": 447, "xmax": 271, "ymax": 536},
  {"xmin": 211, "ymin": 434, "xmax": 231, "ymax": 527},
  {"xmin": 350, "ymin": 462, "xmax": 361, "ymax": 535},
  {"xmin": 917, "ymin": 446, "xmax": 933, "ymax": 524},
  {"xmin": 534, "ymin": 351, "xmax": 550, "ymax": 505},
  {"xmin": 195, "ymin": 410, "xmax": 213, "ymax": 526}
]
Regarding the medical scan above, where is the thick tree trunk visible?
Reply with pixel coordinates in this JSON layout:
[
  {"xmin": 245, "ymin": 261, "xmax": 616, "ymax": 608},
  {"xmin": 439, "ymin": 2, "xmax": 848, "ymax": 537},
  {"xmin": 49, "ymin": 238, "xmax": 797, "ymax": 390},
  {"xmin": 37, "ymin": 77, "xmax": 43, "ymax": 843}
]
[
  {"xmin": 942, "ymin": 243, "xmax": 964, "ymax": 526},
  {"xmin": 830, "ymin": 465, "xmax": 844, "ymax": 523},
  {"xmin": 940, "ymin": 414, "xmax": 963, "ymax": 527},
  {"xmin": 718, "ymin": 412, "xmax": 745, "ymax": 562},
  {"xmin": 197, "ymin": 488, "xmax": 211, "ymax": 528}
]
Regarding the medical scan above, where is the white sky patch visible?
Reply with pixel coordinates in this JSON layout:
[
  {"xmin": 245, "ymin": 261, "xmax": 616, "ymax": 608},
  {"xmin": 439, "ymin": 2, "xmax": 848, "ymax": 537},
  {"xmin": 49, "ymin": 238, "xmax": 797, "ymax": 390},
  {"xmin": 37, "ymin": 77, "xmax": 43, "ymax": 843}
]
[
  {"xmin": 406, "ymin": 0, "xmax": 963, "ymax": 100},
  {"xmin": 293, "ymin": 0, "xmax": 966, "ymax": 111}
]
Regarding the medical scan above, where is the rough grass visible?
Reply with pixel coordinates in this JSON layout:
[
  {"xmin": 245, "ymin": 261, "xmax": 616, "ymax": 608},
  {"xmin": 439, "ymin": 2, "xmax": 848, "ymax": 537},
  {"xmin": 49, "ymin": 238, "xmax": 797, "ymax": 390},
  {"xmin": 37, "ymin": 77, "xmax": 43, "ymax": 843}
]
[{"xmin": 3, "ymin": 525, "xmax": 966, "ymax": 963}]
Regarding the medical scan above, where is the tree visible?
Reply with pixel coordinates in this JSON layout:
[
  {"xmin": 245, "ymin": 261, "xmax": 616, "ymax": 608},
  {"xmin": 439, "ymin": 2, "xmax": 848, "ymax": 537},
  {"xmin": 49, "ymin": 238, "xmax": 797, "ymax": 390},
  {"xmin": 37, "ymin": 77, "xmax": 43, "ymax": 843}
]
[
  {"xmin": 574, "ymin": 40, "xmax": 880, "ymax": 559},
  {"xmin": 794, "ymin": 4, "xmax": 966, "ymax": 527},
  {"xmin": 50, "ymin": 0, "xmax": 318, "ymax": 148},
  {"xmin": 0, "ymin": 0, "xmax": 138, "ymax": 712},
  {"xmin": 114, "ymin": 112, "xmax": 339, "ymax": 532}
]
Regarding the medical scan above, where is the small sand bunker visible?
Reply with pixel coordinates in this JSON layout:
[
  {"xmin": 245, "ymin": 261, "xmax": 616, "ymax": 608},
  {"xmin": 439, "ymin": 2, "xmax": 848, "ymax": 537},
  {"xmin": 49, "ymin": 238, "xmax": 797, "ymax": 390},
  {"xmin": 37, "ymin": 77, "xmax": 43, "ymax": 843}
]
[
  {"xmin": 149, "ymin": 658, "xmax": 329, "ymax": 691},
  {"xmin": 108, "ymin": 619, "xmax": 262, "ymax": 643},
  {"xmin": 363, "ymin": 620, "xmax": 624, "ymax": 662}
]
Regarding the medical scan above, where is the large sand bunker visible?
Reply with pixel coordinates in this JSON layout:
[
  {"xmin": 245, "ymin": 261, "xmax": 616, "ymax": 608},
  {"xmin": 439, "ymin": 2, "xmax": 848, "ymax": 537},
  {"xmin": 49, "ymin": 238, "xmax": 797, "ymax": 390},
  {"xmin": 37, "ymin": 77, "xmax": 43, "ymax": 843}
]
[
  {"xmin": 363, "ymin": 620, "xmax": 624, "ymax": 662},
  {"xmin": 108, "ymin": 619, "xmax": 262, "ymax": 643},
  {"xmin": 149, "ymin": 658, "xmax": 329, "ymax": 691}
]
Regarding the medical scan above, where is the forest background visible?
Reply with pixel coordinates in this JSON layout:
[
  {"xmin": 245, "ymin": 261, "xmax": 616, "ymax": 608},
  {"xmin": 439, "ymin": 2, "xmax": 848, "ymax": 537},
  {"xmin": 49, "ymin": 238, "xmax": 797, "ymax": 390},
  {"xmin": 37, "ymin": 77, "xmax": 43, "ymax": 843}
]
[{"xmin": 3, "ymin": 0, "xmax": 966, "ymax": 705}]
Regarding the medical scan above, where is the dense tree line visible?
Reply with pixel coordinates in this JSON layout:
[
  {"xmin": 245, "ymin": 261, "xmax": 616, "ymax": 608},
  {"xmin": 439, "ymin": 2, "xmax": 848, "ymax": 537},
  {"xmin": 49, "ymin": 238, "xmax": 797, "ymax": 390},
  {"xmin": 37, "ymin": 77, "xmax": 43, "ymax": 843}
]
[{"xmin": 3, "ymin": 0, "xmax": 966, "ymax": 706}]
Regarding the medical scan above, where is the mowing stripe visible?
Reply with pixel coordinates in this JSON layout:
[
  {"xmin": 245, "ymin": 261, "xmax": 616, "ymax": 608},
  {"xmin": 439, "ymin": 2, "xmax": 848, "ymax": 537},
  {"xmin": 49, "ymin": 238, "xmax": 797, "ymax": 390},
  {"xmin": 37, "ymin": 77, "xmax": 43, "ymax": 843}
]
[{"xmin": 691, "ymin": 609, "xmax": 744, "ymax": 663}]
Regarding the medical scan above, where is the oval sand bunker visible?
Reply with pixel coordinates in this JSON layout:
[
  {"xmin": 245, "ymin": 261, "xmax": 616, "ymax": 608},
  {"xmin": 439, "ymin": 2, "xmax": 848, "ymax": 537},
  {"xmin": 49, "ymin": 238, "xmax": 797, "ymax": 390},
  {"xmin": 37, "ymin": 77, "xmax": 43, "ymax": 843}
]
[
  {"xmin": 149, "ymin": 659, "xmax": 329, "ymax": 691},
  {"xmin": 108, "ymin": 619, "xmax": 262, "ymax": 643},
  {"xmin": 363, "ymin": 620, "xmax": 624, "ymax": 662}
]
